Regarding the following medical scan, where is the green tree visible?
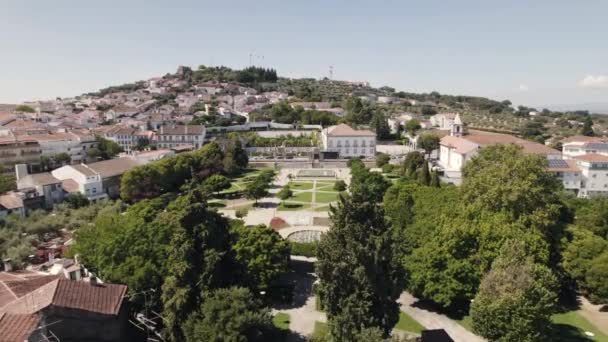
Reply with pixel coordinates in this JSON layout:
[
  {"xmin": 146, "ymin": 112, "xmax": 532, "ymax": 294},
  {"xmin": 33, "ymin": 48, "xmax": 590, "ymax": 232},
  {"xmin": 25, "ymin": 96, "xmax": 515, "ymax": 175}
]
[
  {"xmin": 333, "ymin": 180, "xmax": 346, "ymax": 192},
  {"xmin": 245, "ymin": 179, "xmax": 269, "ymax": 204},
  {"xmin": 15, "ymin": 105, "xmax": 35, "ymax": 113},
  {"xmin": 418, "ymin": 161, "xmax": 430, "ymax": 186},
  {"xmin": 371, "ymin": 112, "xmax": 391, "ymax": 140},
  {"xmin": 94, "ymin": 136, "xmax": 124, "ymax": 160},
  {"xmin": 0, "ymin": 166, "xmax": 16, "ymax": 193},
  {"xmin": 231, "ymin": 224, "xmax": 290, "ymax": 291},
  {"xmin": 418, "ymin": 133, "xmax": 440, "ymax": 155},
  {"xmin": 430, "ymin": 170, "xmax": 440, "ymax": 187},
  {"xmin": 376, "ymin": 153, "xmax": 390, "ymax": 167},
  {"xmin": 585, "ymin": 251, "xmax": 608, "ymax": 303},
  {"xmin": 581, "ymin": 116, "xmax": 595, "ymax": 136},
  {"xmin": 404, "ymin": 119, "xmax": 421, "ymax": 135},
  {"xmin": 573, "ymin": 198, "xmax": 608, "ymax": 239},
  {"xmin": 316, "ymin": 195, "xmax": 406, "ymax": 340},
  {"xmin": 471, "ymin": 240, "xmax": 558, "ymax": 342},
  {"xmin": 277, "ymin": 185, "xmax": 293, "ymax": 203},
  {"xmin": 181, "ymin": 287, "xmax": 274, "ymax": 342},
  {"xmin": 402, "ymin": 152, "xmax": 425, "ymax": 177},
  {"xmin": 202, "ymin": 174, "xmax": 230, "ymax": 195},
  {"xmin": 161, "ymin": 190, "xmax": 234, "ymax": 341},
  {"xmin": 65, "ymin": 193, "xmax": 90, "ymax": 209},
  {"xmin": 54, "ymin": 152, "xmax": 71, "ymax": 165}
]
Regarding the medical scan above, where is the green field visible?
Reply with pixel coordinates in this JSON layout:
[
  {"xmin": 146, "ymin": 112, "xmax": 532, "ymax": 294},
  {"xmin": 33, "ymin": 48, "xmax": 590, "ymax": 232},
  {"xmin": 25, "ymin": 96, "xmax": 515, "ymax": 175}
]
[
  {"xmin": 288, "ymin": 181, "xmax": 314, "ymax": 191},
  {"xmin": 313, "ymin": 321, "xmax": 329, "ymax": 340},
  {"xmin": 551, "ymin": 311, "xmax": 608, "ymax": 341},
  {"xmin": 315, "ymin": 191, "xmax": 339, "ymax": 203},
  {"xmin": 272, "ymin": 312, "xmax": 290, "ymax": 330},
  {"xmin": 290, "ymin": 191, "xmax": 313, "ymax": 202},
  {"xmin": 395, "ymin": 311, "xmax": 425, "ymax": 334}
]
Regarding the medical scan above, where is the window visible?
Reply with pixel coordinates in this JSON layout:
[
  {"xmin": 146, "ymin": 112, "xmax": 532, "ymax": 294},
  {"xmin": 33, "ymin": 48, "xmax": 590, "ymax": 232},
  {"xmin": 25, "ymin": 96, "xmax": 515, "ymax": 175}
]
[{"xmin": 361, "ymin": 141, "xmax": 366, "ymax": 147}]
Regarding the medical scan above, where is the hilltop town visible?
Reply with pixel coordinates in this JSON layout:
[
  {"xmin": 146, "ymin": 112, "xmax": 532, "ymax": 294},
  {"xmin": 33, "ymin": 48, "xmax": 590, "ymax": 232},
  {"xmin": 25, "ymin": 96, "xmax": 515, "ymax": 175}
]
[{"xmin": 0, "ymin": 64, "xmax": 607, "ymax": 342}]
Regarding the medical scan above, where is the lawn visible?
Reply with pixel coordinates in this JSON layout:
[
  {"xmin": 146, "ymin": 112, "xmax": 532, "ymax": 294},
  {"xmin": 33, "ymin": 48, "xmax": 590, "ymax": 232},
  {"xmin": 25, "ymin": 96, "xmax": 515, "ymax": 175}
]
[
  {"xmin": 272, "ymin": 312, "xmax": 290, "ymax": 330},
  {"xmin": 315, "ymin": 191, "xmax": 339, "ymax": 203},
  {"xmin": 315, "ymin": 181, "xmax": 336, "ymax": 190},
  {"xmin": 394, "ymin": 311, "xmax": 425, "ymax": 334},
  {"xmin": 312, "ymin": 321, "xmax": 329, "ymax": 340},
  {"xmin": 314, "ymin": 204, "xmax": 332, "ymax": 212},
  {"xmin": 290, "ymin": 191, "xmax": 313, "ymax": 202},
  {"xmin": 278, "ymin": 202, "xmax": 311, "ymax": 211},
  {"xmin": 288, "ymin": 181, "xmax": 314, "ymax": 191},
  {"xmin": 456, "ymin": 312, "xmax": 608, "ymax": 342},
  {"xmin": 551, "ymin": 311, "xmax": 608, "ymax": 341}
]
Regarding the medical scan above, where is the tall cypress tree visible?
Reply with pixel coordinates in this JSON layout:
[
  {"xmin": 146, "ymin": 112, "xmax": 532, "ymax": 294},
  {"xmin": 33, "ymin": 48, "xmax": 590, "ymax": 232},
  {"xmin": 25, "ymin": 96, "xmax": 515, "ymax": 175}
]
[
  {"xmin": 418, "ymin": 161, "xmax": 431, "ymax": 186},
  {"xmin": 316, "ymin": 195, "xmax": 406, "ymax": 341}
]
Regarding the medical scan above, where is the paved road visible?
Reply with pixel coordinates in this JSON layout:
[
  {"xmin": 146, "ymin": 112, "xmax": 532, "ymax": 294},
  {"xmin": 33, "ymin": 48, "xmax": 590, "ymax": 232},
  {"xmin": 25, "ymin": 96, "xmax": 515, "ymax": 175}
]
[{"xmin": 399, "ymin": 292, "xmax": 486, "ymax": 342}]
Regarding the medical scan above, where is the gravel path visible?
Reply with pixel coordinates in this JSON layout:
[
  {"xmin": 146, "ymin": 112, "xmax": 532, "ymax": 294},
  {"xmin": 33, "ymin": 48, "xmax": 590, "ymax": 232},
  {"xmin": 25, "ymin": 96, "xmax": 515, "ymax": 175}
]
[
  {"xmin": 398, "ymin": 292, "xmax": 486, "ymax": 342},
  {"xmin": 577, "ymin": 296, "xmax": 608, "ymax": 336}
]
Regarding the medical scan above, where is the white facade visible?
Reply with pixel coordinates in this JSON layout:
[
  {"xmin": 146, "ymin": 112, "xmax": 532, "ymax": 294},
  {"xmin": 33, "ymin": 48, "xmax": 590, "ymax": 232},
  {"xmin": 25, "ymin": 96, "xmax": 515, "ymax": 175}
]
[
  {"xmin": 430, "ymin": 113, "xmax": 458, "ymax": 130},
  {"xmin": 321, "ymin": 124, "xmax": 376, "ymax": 158},
  {"xmin": 51, "ymin": 165, "xmax": 107, "ymax": 200}
]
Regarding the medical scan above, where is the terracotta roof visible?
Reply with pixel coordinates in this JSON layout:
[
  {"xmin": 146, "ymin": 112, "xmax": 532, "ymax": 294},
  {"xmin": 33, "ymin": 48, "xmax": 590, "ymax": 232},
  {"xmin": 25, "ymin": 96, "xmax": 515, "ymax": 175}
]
[
  {"xmin": 561, "ymin": 135, "xmax": 605, "ymax": 143},
  {"xmin": 71, "ymin": 164, "xmax": 97, "ymax": 177},
  {"xmin": 159, "ymin": 125, "xmax": 205, "ymax": 135},
  {"xmin": 52, "ymin": 279, "xmax": 127, "ymax": 315},
  {"xmin": 440, "ymin": 135, "xmax": 479, "ymax": 154},
  {"xmin": 464, "ymin": 130, "xmax": 560, "ymax": 156},
  {"xmin": 0, "ymin": 313, "xmax": 40, "ymax": 342},
  {"xmin": 61, "ymin": 179, "xmax": 80, "ymax": 193},
  {"xmin": 326, "ymin": 124, "xmax": 375, "ymax": 137},
  {"xmin": 19, "ymin": 173, "xmax": 60, "ymax": 186},
  {"xmin": 574, "ymin": 153, "xmax": 608, "ymax": 162},
  {"xmin": 86, "ymin": 158, "xmax": 140, "ymax": 178},
  {"xmin": 0, "ymin": 193, "xmax": 23, "ymax": 210},
  {"xmin": 1, "ymin": 278, "xmax": 127, "ymax": 316}
]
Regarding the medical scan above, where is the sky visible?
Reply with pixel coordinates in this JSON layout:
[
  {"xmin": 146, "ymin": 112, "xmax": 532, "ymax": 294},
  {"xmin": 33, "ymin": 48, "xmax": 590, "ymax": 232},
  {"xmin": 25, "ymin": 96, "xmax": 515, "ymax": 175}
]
[{"xmin": 1, "ymin": 0, "xmax": 606, "ymax": 109}]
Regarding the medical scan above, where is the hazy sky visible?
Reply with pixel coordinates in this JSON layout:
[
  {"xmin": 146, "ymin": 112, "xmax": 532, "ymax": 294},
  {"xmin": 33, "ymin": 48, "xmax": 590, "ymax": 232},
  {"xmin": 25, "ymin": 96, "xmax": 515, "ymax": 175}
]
[{"xmin": 1, "ymin": 0, "xmax": 606, "ymax": 107}]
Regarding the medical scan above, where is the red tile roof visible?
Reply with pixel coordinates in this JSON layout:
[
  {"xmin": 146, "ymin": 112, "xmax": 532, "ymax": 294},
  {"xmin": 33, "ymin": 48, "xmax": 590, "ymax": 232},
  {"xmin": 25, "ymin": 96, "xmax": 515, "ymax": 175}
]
[
  {"xmin": 325, "ymin": 124, "xmax": 374, "ymax": 137},
  {"xmin": 0, "ymin": 313, "xmax": 40, "ymax": 342},
  {"xmin": 574, "ymin": 153, "xmax": 608, "ymax": 162}
]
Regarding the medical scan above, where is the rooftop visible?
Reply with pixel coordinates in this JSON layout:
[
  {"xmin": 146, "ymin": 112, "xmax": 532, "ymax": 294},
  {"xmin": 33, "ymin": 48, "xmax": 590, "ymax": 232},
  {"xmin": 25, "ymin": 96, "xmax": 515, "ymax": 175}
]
[
  {"xmin": 574, "ymin": 153, "xmax": 608, "ymax": 163},
  {"xmin": 325, "ymin": 124, "xmax": 375, "ymax": 137},
  {"xmin": 0, "ymin": 313, "xmax": 40, "ymax": 342},
  {"xmin": 440, "ymin": 135, "xmax": 479, "ymax": 154}
]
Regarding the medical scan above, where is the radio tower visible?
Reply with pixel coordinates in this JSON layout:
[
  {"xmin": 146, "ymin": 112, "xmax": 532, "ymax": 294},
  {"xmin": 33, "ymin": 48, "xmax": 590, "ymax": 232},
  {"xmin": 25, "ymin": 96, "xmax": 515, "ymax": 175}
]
[{"xmin": 329, "ymin": 66, "xmax": 334, "ymax": 81}]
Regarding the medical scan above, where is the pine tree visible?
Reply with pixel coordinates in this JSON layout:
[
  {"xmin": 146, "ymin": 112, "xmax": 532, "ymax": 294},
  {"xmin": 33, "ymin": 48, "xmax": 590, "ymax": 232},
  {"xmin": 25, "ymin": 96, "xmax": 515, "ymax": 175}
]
[
  {"xmin": 316, "ymin": 195, "xmax": 406, "ymax": 341},
  {"xmin": 581, "ymin": 116, "xmax": 595, "ymax": 136}
]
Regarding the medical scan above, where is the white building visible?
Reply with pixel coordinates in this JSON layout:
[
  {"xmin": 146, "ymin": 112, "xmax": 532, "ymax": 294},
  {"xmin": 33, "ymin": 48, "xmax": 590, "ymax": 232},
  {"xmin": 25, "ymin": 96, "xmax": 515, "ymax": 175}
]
[
  {"xmin": 430, "ymin": 113, "xmax": 458, "ymax": 130},
  {"xmin": 52, "ymin": 158, "xmax": 140, "ymax": 200},
  {"xmin": 437, "ymin": 114, "xmax": 561, "ymax": 185},
  {"xmin": 321, "ymin": 124, "xmax": 376, "ymax": 158},
  {"xmin": 156, "ymin": 125, "xmax": 206, "ymax": 149},
  {"xmin": 562, "ymin": 136, "xmax": 608, "ymax": 159}
]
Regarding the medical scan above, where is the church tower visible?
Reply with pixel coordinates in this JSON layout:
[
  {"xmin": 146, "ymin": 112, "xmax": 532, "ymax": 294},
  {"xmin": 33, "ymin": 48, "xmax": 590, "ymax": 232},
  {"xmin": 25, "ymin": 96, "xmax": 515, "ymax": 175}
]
[{"xmin": 451, "ymin": 113, "xmax": 463, "ymax": 137}]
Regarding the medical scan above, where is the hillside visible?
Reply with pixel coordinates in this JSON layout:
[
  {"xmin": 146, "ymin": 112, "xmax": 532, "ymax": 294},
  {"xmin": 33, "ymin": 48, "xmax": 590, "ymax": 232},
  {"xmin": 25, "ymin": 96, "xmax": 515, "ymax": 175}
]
[{"xmin": 18, "ymin": 64, "xmax": 606, "ymax": 145}]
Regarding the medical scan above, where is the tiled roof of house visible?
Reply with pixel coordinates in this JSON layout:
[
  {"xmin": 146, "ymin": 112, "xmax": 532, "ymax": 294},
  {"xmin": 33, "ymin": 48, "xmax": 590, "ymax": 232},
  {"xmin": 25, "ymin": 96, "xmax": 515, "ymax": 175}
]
[
  {"xmin": 440, "ymin": 135, "xmax": 479, "ymax": 154},
  {"xmin": 326, "ymin": 124, "xmax": 374, "ymax": 137},
  {"xmin": 159, "ymin": 125, "xmax": 206, "ymax": 135},
  {"xmin": 0, "ymin": 313, "xmax": 40, "ymax": 342},
  {"xmin": 561, "ymin": 135, "xmax": 605, "ymax": 144},
  {"xmin": 464, "ymin": 130, "xmax": 560, "ymax": 156},
  {"xmin": 86, "ymin": 158, "xmax": 140, "ymax": 178},
  {"xmin": 20, "ymin": 173, "xmax": 61, "ymax": 186},
  {"xmin": 574, "ymin": 153, "xmax": 608, "ymax": 162},
  {"xmin": 0, "ymin": 278, "xmax": 127, "ymax": 316},
  {"xmin": 0, "ymin": 193, "xmax": 24, "ymax": 210}
]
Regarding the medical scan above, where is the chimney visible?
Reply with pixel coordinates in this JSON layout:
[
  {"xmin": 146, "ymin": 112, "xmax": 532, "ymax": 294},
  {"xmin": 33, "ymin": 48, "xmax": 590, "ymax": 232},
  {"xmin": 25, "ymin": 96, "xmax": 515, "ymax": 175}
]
[
  {"xmin": 15, "ymin": 164, "xmax": 28, "ymax": 181},
  {"xmin": 3, "ymin": 258, "xmax": 13, "ymax": 272},
  {"xmin": 89, "ymin": 273, "xmax": 98, "ymax": 286},
  {"xmin": 48, "ymin": 250, "xmax": 55, "ymax": 263}
]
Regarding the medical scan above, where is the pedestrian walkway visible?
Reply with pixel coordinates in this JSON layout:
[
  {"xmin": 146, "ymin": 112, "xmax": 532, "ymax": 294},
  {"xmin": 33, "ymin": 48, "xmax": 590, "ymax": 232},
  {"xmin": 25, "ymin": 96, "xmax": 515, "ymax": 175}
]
[{"xmin": 398, "ymin": 292, "xmax": 486, "ymax": 342}]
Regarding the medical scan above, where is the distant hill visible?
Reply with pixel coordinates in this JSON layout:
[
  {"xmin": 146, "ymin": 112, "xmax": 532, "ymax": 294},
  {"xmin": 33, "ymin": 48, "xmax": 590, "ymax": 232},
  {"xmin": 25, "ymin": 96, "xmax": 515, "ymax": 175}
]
[{"xmin": 545, "ymin": 103, "xmax": 608, "ymax": 115}]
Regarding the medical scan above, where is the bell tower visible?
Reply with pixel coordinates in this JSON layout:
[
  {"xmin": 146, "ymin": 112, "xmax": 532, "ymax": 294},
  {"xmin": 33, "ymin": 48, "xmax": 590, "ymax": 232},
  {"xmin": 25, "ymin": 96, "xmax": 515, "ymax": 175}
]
[{"xmin": 451, "ymin": 113, "xmax": 463, "ymax": 137}]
